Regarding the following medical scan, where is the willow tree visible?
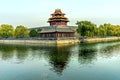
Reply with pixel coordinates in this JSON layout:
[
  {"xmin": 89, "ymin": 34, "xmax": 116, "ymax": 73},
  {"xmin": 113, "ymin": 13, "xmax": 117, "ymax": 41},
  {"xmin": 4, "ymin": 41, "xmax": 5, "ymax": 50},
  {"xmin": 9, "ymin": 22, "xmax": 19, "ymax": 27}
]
[
  {"xmin": 0, "ymin": 24, "xmax": 14, "ymax": 38},
  {"xmin": 76, "ymin": 21, "xmax": 97, "ymax": 38},
  {"xmin": 113, "ymin": 25, "xmax": 120, "ymax": 36},
  {"xmin": 15, "ymin": 25, "xmax": 29, "ymax": 38},
  {"xmin": 98, "ymin": 24, "xmax": 113, "ymax": 37}
]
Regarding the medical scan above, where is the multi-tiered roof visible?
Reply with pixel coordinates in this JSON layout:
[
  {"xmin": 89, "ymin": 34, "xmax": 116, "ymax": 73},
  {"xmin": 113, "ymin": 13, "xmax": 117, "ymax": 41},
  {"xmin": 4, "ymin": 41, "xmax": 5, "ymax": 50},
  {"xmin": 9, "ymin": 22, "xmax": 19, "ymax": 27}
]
[{"xmin": 48, "ymin": 9, "xmax": 69, "ymax": 26}]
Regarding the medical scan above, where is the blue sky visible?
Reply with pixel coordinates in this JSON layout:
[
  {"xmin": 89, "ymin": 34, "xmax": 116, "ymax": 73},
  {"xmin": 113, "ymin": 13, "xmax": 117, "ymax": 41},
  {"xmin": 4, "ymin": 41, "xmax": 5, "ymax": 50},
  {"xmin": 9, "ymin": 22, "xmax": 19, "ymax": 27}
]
[{"xmin": 0, "ymin": 0, "xmax": 120, "ymax": 28}]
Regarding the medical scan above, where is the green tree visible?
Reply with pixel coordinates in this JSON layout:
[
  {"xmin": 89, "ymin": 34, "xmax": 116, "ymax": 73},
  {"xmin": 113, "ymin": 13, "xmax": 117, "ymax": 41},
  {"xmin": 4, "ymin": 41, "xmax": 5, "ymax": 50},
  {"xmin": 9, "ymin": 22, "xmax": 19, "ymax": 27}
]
[
  {"xmin": 105, "ymin": 24, "xmax": 113, "ymax": 36},
  {"xmin": 15, "ymin": 25, "xmax": 29, "ymax": 38},
  {"xmin": 113, "ymin": 25, "xmax": 120, "ymax": 36},
  {"xmin": 76, "ymin": 21, "xmax": 97, "ymax": 37},
  {"xmin": 98, "ymin": 27, "xmax": 106, "ymax": 37},
  {"xmin": 29, "ymin": 29, "xmax": 39, "ymax": 37},
  {"xmin": 0, "ymin": 24, "xmax": 14, "ymax": 38},
  {"xmin": 98, "ymin": 24, "xmax": 114, "ymax": 37}
]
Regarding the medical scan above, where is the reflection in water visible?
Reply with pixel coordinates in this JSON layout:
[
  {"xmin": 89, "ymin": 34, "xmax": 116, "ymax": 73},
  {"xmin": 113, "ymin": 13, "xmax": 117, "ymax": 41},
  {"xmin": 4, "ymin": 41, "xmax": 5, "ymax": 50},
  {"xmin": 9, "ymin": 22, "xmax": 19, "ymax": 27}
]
[
  {"xmin": 78, "ymin": 43, "xmax": 97, "ymax": 64},
  {"xmin": 0, "ymin": 41, "xmax": 120, "ymax": 79},
  {"xmin": 0, "ymin": 44, "xmax": 72, "ymax": 75},
  {"xmin": 99, "ymin": 43, "xmax": 120, "ymax": 57},
  {"xmin": 0, "ymin": 44, "xmax": 15, "ymax": 60},
  {"xmin": 29, "ymin": 45, "xmax": 72, "ymax": 75},
  {"xmin": 0, "ymin": 44, "xmax": 30, "ymax": 61},
  {"xmin": 15, "ymin": 46, "xmax": 29, "ymax": 61},
  {"xmin": 30, "ymin": 45, "xmax": 72, "ymax": 75},
  {"xmin": 48, "ymin": 46, "xmax": 71, "ymax": 75}
]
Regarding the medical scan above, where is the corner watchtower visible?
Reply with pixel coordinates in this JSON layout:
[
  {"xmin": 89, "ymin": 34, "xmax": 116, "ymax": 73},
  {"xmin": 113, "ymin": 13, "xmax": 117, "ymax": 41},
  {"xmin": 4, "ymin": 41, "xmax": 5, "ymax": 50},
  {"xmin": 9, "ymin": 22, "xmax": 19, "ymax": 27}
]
[{"xmin": 48, "ymin": 9, "xmax": 69, "ymax": 26}]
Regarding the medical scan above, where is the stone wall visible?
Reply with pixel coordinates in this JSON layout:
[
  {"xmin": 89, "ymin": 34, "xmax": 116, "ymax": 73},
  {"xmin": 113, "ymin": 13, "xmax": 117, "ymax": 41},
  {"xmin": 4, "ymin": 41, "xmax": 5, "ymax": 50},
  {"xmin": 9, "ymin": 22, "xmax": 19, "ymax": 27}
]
[
  {"xmin": 56, "ymin": 39, "xmax": 79, "ymax": 44},
  {"xmin": 86, "ymin": 37, "xmax": 120, "ymax": 43},
  {"xmin": 0, "ymin": 39, "xmax": 80, "ymax": 45},
  {"xmin": 0, "ymin": 37, "xmax": 119, "ymax": 46}
]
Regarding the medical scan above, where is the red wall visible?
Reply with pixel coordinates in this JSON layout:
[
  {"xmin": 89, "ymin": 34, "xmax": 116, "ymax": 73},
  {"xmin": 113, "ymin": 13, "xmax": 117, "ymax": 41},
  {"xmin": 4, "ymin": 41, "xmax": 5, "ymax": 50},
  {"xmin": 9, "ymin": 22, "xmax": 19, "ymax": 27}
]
[{"xmin": 50, "ymin": 22, "xmax": 67, "ymax": 26}]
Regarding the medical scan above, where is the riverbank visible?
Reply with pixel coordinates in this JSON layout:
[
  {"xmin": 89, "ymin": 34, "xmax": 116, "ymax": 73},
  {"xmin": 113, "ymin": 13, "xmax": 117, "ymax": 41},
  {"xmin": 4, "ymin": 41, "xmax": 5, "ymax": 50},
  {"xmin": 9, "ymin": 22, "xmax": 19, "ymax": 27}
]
[
  {"xmin": 86, "ymin": 37, "xmax": 120, "ymax": 43},
  {"xmin": 0, "ymin": 39, "xmax": 80, "ymax": 46},
  {"xmin": 0, "ymin": 37, "xmax": 120, "ymax": 46}
]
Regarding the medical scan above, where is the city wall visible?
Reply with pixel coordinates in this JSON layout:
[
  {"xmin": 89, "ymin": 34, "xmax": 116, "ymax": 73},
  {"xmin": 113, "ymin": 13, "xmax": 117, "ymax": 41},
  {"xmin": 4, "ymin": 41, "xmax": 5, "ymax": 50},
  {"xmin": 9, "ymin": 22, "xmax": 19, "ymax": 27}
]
[
  {"xmin": 0, "ymin": 39, "xmax": 80, "ymax": 45},
  {"xmin": 0, "ymin": 37, "xmax": 120, "ymax": 46}
]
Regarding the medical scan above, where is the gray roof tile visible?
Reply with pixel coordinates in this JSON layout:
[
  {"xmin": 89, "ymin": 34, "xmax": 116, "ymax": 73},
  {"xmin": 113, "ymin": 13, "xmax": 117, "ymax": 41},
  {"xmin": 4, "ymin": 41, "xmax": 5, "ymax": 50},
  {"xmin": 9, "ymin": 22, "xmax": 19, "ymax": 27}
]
[{"xmin": 38, "ymin": 26, "xmax": 75, "ymax": 33}]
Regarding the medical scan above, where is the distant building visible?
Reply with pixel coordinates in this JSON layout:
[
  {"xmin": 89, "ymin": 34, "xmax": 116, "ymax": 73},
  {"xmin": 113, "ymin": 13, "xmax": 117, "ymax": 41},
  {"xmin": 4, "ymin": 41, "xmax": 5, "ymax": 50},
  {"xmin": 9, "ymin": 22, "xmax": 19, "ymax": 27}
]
[{"xmin": 31, "ymin": 9, "xmax": 77, "ymax": 39}]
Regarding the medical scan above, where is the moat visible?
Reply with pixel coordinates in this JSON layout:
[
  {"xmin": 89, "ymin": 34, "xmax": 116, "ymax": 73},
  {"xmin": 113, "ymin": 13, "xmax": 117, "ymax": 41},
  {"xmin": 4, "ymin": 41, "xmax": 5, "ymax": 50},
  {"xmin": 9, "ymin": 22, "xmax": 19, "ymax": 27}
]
[{"xmin": 0, "ymin": 41, "xmax": 120, "ymax": 80}]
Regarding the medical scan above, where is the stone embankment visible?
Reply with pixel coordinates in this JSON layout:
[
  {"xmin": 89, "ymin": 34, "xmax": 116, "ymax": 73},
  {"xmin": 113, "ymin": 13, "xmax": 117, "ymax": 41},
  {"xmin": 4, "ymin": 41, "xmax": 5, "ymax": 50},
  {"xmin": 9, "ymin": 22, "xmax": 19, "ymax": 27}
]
[
  {"xmin": 86, "ymin": 37, "xmax": 120, "ymax": 43},
  {"xmin": 0, "ymin": 37, "xmax": 119, "ymax": 45},
  {"xmin": 0, "ymin": 39, "xmax": 80, "ymax": 45}
]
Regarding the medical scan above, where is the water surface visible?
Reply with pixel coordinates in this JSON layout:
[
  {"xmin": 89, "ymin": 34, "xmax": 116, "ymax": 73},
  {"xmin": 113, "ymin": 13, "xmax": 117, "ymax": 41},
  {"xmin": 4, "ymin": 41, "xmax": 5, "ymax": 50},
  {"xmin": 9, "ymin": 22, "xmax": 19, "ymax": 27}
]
[{"xmin": 0, "ymin": 42, "xmax": 120, "ymax": 80}]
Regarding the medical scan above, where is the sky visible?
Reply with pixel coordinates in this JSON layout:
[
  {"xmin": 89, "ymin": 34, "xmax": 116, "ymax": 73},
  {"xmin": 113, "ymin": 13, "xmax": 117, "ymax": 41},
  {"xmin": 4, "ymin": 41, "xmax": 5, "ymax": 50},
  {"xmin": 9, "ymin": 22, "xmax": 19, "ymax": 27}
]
[{"xmin": 0, "ymin": 0, "xmax": 120, "ymax": 28}]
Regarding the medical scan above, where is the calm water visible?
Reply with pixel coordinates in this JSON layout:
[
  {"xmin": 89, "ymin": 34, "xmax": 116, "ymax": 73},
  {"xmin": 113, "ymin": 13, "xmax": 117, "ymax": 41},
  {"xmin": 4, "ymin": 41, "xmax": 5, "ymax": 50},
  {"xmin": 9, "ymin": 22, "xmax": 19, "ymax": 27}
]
[{"xmin": 0, "ymin": 42, "xmax": 120, "ymax": 80}]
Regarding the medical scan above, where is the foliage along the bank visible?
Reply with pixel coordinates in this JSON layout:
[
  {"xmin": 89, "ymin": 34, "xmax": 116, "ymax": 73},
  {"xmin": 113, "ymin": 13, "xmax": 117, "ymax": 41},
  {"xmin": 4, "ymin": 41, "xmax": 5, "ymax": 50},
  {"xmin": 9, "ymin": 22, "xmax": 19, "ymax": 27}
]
[
  {"xmin": 77, "ymin": 21, "xmax": 120, "ymax": 37},
  {"xmin": 1, "ymin": 21, "xmax": 120, "ymax": 39},
  {"xmin": 0, "ymin": 24, "xmax": 14, "ymax": 38},
  {"xmin": 29, "ymin": 29, "xmax": 39, "ymax": 37},
  {"xmin": 76, "ymin": 21, "xmax": 97, "ymax": 37},
  {"xmin": 15, "ymin": 25, "xmax": 30, "ymax": 38},
  {"xmin": 0, "ymin": 24, "xmax": 29, "ymax": 38}
]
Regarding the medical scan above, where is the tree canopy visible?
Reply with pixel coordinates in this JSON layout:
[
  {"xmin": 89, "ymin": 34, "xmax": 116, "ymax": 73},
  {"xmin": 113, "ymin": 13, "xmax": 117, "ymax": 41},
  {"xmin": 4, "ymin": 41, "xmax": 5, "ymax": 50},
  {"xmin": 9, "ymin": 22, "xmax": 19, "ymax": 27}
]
[
  {"xmin": 76, "ymin": 21, "xmax": 120, "ymax": 38},
  {"xmin": 14, "ymin": 25, "xmax": 29, "ymax": 38},
  {"xmin": 29, "ymin": 29, "xmax": 39, "ymax": 37},
  {"xmin": 76, "ymin": 21, "xmax": 97, "ymax": 37},
  {"xmin": 0, "ymin": 24, "xmax": 14, "ymax": 38}
]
